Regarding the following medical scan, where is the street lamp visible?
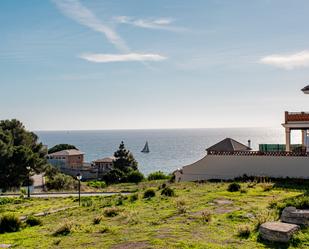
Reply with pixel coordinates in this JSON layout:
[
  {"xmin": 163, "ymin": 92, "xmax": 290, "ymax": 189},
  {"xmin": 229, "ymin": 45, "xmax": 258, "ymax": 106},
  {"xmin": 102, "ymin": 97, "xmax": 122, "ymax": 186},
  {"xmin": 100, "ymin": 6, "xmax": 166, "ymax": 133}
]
[
  {"xmin": 76, "ymin": 173, "xmax": 82, "ymax": 206},
  {"xmin": 26, "ymin": 166, "xmax": 31, "ymax": 198}
]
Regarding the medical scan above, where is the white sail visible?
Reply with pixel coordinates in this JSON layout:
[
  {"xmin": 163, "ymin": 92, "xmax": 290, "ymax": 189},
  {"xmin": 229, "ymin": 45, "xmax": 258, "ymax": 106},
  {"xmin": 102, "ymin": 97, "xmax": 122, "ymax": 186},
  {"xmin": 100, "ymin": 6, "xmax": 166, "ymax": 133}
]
[{"xmin": 141, "ymin": 141, "xmax": 150, "ymax": 153}]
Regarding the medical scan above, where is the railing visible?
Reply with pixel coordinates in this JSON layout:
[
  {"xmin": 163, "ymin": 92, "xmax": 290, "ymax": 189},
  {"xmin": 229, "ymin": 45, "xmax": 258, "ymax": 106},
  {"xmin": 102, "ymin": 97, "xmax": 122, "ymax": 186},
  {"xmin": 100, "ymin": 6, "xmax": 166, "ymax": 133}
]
[
  {"xmin": 285, "ymin": 111, "xmax": 309, "ymax": 122},
  {"xmin": 207, "ymin": 150, "xmax": 309, "ymax": 157}
]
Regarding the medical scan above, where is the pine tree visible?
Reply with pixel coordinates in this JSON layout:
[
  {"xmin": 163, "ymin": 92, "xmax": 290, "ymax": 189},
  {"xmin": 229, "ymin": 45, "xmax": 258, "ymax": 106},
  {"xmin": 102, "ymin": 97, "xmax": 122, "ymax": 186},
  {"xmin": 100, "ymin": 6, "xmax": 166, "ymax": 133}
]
[{"xmin": 113, "ymin": 141, "xmax": 138, "ymax": 173}]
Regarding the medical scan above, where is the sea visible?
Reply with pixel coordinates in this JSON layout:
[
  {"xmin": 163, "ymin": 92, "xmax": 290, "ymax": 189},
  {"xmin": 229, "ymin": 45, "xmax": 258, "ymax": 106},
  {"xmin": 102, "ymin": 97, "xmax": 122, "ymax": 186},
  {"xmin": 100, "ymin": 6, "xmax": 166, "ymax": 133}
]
[{"xmin": 36, "ymin": 127, "xmax": 300, "ymax": 175}]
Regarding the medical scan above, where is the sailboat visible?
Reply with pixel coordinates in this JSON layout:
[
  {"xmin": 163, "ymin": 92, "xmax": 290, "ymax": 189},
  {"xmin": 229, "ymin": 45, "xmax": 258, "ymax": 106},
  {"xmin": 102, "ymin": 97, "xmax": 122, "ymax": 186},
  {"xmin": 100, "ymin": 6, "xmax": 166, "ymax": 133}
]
[{"xmin": 141, "ymin": 141, "xmax": 150, "ymax": 153}]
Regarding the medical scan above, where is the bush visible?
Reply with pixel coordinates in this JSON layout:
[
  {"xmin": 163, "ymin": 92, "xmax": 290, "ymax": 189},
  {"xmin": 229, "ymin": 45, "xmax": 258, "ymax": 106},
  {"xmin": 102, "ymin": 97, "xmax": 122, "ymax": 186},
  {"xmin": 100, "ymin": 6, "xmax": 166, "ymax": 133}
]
[
  {"xmin": 87, "ymin": 181, "xmax": 106, "ymax": 189},
  {"xmin": 275, "ymin": 194, "xmax": 309, "ymax": 212},
  {"xmin": 104, "ymin": 207, "xmax": 120, "ymax": 217},
  {"xmin": 102, "ymin": 169, "xmax": 125, "ymax": 184},
  {"xmin": 25, "ymin": 216, "xmax": 42, "ymax": 227},
  {"xmin": 53, "ymin": 222, "xmax": 72, "ymax": 236},
  {"xmin": 161, "ymin": 186, "xmax": 175, "ymax": 197},
  {"xmin": 46, "ymin": 173, "xmax": 76, "ymax": 191},
  {"xmin": 148, "ymin": 171, "xmax": 170, "ymax": 181},
  {"xmin": 237, "ymin": 225, "xmax": 251, "ymax": 238},
  {"xmin": 126, "ymin": 170, "xmax": 144, "ymax": 184},
  {"xmin": 0, "ymin": 214, "xmax": 21, "ymax": 233},
  {"xmin": 93, "ymin": 216, "xmax": 102, "ymax": 225},
  {"xmin": 227, "ymin": 182, "xmax": 241, "ymax": 192},
  {"xmin": 143, "ymin": 188, "xmax": 156, "ymax": 199},
  {"xmin": 129, "ymin": 193, "xmax": 138, "ymax": 202}
]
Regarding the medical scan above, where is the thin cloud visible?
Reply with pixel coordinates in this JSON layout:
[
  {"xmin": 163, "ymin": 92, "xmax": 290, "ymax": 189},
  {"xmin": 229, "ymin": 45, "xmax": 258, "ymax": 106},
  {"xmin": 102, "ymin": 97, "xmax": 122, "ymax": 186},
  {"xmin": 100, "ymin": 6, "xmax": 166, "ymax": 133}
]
[
  {"xmin": 52, "ymin": 0, "xmax": 129, "ymax": 52},
  {"xmin": 260, "ymin": 50, "xmax": 309, "ymax": 70},
  {"xmin": 114, "ymin": 16, "xmax": 186, "ymax": 32},
  {"xmin": 79, "ymin": 53, "xmax": 167, "ymax": 63}
]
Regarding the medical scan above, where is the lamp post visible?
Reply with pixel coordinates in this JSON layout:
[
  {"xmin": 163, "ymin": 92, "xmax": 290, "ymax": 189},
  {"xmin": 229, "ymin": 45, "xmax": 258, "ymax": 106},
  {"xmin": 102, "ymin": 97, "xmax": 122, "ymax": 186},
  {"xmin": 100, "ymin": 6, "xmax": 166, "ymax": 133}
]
[
  {"xmin": 26, "ymin": 166, "xmax": 31, "ymax": 198},
  {"xmin": 76, "ymin": 173, "xmax": 82, "ymax": 206}
]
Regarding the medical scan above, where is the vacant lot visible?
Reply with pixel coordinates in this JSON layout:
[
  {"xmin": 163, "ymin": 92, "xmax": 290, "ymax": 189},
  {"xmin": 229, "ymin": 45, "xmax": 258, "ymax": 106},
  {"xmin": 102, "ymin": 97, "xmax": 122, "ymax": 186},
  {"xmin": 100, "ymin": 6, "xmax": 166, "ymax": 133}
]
[{"xmin": 0, "ymin": 181, "xmax": 308, "ymax": 248}]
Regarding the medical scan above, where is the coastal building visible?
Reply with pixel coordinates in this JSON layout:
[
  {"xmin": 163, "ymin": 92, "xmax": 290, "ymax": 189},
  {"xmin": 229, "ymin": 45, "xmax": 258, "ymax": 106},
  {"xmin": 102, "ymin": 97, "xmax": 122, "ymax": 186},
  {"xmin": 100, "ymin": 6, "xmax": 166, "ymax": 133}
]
[
  {"xmin": 283, "ymin": 111, "xmax": 309, "ymax": 152},
  {"xmin": 47, "ymin": 149, "xmax": 84, "ymax": 168},
  {"xmin": 92, "ymin": 156, "xmax": 115, "ymax": 174},
  {"xmin": 92, "ymin": 156, "xmax": 114, "ymax": 171}
]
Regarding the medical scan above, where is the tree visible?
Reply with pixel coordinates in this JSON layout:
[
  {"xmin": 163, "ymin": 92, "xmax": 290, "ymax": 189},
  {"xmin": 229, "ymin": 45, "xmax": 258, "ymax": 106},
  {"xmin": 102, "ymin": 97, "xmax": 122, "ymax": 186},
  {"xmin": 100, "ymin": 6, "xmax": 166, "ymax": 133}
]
[
  {"xmin": 0, "ymin": 119, "xmax": 47, "ymax": 190},
  {"xmin": 48, "ymin": 144, "xmax": 77, "ymax": 154},
  {"xmin": 113, "ymin": 141, "xmax": 138, "ymax": 173}
]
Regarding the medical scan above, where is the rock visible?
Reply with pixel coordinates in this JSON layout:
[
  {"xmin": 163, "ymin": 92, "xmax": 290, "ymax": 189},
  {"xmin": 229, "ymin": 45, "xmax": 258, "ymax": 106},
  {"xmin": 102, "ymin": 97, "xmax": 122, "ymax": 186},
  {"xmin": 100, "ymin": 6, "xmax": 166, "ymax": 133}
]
[
  {"xmin": 0, "ymin": 244, "xmax": 11, "ymax": 248},
  {"xmin": 259, "ymin": 221, "xmax": 300, "ymax": 243},
  {"xmin": 213, "ymin": 199, "xmax": 233, "ymax": 205},
  {"xmin": 281, "ymin": 206, "xmax": 309, "ymax": 226}
]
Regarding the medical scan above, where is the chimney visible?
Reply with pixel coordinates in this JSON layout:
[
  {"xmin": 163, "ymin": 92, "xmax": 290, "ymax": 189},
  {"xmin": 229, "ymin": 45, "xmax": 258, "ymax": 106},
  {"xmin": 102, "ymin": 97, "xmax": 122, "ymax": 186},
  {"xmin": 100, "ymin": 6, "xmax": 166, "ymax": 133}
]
[{"xmin": 248, "ymin": 140, "xmax": 251, "ymax": 148}]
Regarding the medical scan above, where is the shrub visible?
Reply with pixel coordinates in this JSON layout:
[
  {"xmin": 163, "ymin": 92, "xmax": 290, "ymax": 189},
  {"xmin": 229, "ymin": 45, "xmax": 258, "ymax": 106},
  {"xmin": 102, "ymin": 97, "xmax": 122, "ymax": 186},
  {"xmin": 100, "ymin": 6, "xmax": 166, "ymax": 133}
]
[
  {"xmin": 227, "ymin": 182, "xmax": 241, "ymax": 192},
  {"xmin": 46, "ymin": 173, "xmax": 76, "ymax": 191},
  {"xmin": 0, "ymin": 214, "xmax": 21, "ymax": 233},
  {"xmin": 143, "ymin": 188, "xmax": 156, "ymax": 199},
  {"xmin": 129, "ymin": 193, "xmax": 138, "ymax": 202},
  {"xmin": 148, "ymin": 171, "xmax": 170, "ymax": 181},
  {"xmin": 102, "ymin": 169, "xmax": 125, "ymax": 184},
  {"xmin": 161, "ymin": 186, "xmax": 175, "ymax": 197},
  {"xmin": 53, "ymin": 222, "xmax": 72, "ymax": 236},
  {"xmin": 104, "ymin": 207, "xmax": 120, "ymax": 217},
  {"xmin": 87, "ymin": 181, "xmax": 106, "ymax": 189},
  {"xmin": 93, "ymin": 216, "xmax": 102, "ymax": 225},
  {"xmin": 25, "ymin": 216, "xmax": 42, "ymax": 227},
  {"xmin": 237, "ymin": 225, "xmax": 251, "ymax": 238},
  {"xmin": 126, "ymin": 170, "xmax": 144, "ymax": 184}
]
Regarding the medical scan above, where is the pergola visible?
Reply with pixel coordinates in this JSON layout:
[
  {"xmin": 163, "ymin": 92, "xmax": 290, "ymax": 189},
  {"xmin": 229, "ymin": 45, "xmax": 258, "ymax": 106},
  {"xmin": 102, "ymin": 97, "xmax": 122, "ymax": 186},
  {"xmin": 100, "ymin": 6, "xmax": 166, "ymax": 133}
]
[{"xmin": 282, "ymin": 85, "xmax": 309, "ymax": 152}]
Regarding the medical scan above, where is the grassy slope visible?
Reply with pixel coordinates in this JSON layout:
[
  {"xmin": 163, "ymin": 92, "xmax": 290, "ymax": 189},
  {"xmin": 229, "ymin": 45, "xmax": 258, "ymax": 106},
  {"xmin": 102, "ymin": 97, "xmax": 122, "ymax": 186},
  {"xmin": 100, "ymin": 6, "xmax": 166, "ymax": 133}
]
[{"xmin": 0, "ymin": 181, "xmax": 308, "ymax": 249}]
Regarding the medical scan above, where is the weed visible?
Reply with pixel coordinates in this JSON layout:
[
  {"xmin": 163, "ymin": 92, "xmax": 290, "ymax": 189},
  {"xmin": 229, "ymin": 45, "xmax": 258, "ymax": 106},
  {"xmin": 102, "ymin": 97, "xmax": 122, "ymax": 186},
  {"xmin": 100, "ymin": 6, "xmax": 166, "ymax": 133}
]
[
  {"xmin": 53, "ymin": 222, "xmax": 72, "ymax": 236},
  {"xmin": 93, "ymin": 216, "xmax": 102, "ymax": 225},
  {"xmin": 129, "ymin": 193, "xmax": 138, "ymax": 202},
  {"xmin": 200, "ymin": 210, "xmax": 212, "ymax": 222},
  {"xmin": 227, "ymin": 182, "xmax": 241, "ymax": 192},
  {"xmin": 237, "ymin": 225, "xmax": 251, "ymax": 238},
  {"xmin": 143, "ymin": 188, "xmax": 156, "ymax": 199},
  {"xmin": 25, "ymin": 216, "xmax": 42, "ymax": 227},
  {"xmin": 161, "ymin": 186, "xmax": 175, "ymax": 197},
  {"xmin": 260, "ymin": 183, "xmax": 273, "ymax": 191},
  {"xmin": 0, "ymin": 214, "xmax": 21, "ymax": 233},
  {"xmin": 104, "ymin": 207, "xmax": 120, "ymax": 217},
  {"xmin": 176, "ymin": 199, "xmax": 187, "ymax": 214}
]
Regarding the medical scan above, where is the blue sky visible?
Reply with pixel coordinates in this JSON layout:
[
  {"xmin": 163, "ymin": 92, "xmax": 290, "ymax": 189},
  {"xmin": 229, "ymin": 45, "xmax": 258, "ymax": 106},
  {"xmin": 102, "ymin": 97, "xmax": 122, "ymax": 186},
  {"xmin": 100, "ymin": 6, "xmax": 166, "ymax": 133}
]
[{"xmin": 1, "ymin": 0, "xmax": 309, "ymax": 130}]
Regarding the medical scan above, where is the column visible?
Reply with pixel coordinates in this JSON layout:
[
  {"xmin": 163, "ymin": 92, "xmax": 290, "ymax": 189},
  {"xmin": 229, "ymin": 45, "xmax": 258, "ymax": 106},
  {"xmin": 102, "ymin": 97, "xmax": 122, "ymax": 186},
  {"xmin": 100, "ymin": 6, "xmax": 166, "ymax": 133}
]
[
  {"xmin": 285, "ymin": 128, "xmax": 291, "ymax": 152},
  {"xmin": 302, "ymin": 129, "xmax": 306, "ymax": 148}
]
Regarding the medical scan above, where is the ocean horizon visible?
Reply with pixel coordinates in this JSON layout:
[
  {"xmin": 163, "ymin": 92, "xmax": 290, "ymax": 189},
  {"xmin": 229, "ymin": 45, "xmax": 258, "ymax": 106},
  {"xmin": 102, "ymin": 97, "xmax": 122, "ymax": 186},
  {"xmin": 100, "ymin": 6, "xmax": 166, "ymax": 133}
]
[{"xmin": 36, "ymin": 127, "xmax": 301, "ymax": 175}]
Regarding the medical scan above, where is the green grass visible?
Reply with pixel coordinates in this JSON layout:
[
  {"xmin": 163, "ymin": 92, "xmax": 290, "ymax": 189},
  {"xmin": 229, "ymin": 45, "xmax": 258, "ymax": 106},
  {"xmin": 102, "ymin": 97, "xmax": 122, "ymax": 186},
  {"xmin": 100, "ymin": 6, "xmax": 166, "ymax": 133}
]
[{"xmin": 0, "ymin": 181, "xmax": 308, "ymax": 248}]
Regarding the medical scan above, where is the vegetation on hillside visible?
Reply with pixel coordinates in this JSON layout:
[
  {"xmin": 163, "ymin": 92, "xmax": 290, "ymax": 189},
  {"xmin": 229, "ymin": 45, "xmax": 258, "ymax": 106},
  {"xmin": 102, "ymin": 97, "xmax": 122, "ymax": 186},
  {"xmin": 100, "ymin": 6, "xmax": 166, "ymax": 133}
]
[{"xmin": 0, "ymin": 181, "xmax": 308, "ymax": 248}]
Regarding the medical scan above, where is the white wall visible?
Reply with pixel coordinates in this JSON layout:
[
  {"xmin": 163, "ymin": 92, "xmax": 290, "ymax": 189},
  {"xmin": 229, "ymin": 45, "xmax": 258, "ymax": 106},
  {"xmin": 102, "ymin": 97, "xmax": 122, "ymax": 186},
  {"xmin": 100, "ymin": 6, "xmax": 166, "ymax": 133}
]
[{"xmin": 178, "ymin": 155, "xmax": 309, "ymax": 181}]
